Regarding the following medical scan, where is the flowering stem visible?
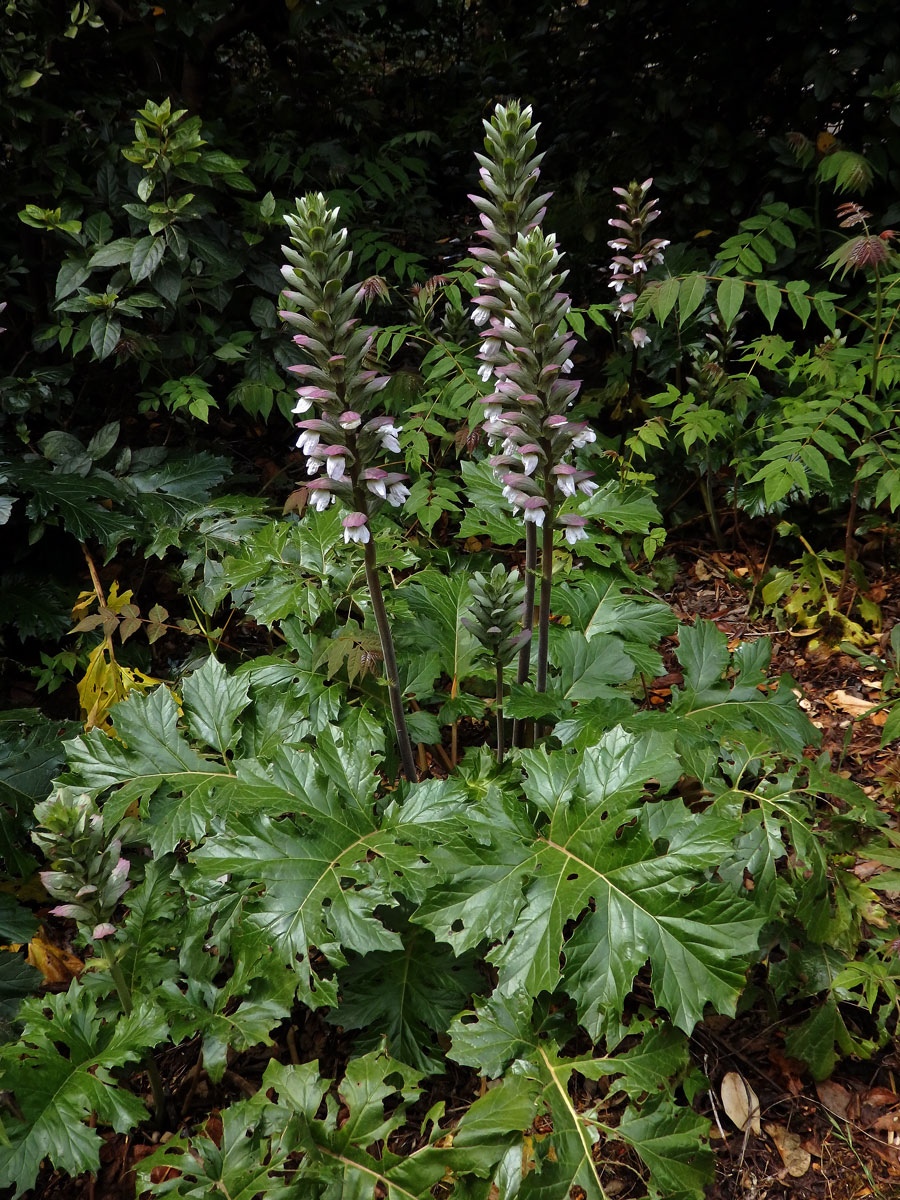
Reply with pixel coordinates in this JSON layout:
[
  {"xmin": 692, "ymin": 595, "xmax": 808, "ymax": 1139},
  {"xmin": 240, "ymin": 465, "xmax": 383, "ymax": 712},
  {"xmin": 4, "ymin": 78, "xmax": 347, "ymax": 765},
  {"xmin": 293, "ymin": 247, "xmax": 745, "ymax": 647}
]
[
  {"xmin": 512, "ymin": 522, "xmax": 537, "ymax": 749},
  {"xmin": 536, "ymin": 495, "xmax": 555, "ymax": 695},
  {"xmin": 363, "ymin": 540, "xmax": 418, "ymax": 782},
  {"xmin": 102, "ymin": 946, "xmax": 166, "ymax": 1123},
  {"xmin": 495, "ymin": 659, "xmax": 505, "ymax": 765}
]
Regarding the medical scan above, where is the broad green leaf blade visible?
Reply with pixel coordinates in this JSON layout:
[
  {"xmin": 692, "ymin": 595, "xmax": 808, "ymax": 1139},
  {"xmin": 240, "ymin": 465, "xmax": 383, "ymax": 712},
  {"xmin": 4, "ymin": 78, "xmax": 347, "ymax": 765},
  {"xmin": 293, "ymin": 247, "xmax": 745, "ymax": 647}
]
[
  {"xmin": 612, "ymin": 1100, "xmax": 713, "ymax": 1200},
  {"xmin": 755, "ymin": 280, "xmax": 782, "ymax": 329},
  {"xmin": 458, "ymin": 460, "xmax": 523, "ymax": 545},
  {"xmin": 551, "ymin": 630, "xmax": 635, "ymax": 700},
  {"xmin": 182, "ymin": 655, "xmax": 251, "ymax": 757},
  {"xmin": 136, "ymin": 1099, "xmax": 300, "ymax": 1200},
  {"xmin": 716, "ymin": 277, "xmax": 744, "ymax": 329},
  {"xmin": 330, "ymin": 925, "xmax": 483, "ymax": 1072},
  {"xmin": 677, "ymin": 274, "xmax": 706, "ymax": 326},
  {"xmin": 675, "ymin": 620, "xmax": 730, "ymax": 692},
  {"xmin": 90, "ymin": 312, "xmax": 121, "ymax": 360},
  {"xmin": 654, "ymin": 276, "xmax": 680, "ymax": 325},
  {"xmin": 130, "ymin": 234, "xmax": 165, "ymax": 282},
  {"xmin": 405, "ymin": 567, "xmax": 480, "ymax": 690},
  {"xmin": 0, "ymin": 986, "xmax": 165, "ymax": 1198},
  {"xmin": 262, "ymin": 1051, "xmax": 450, "ymax": 1198}
]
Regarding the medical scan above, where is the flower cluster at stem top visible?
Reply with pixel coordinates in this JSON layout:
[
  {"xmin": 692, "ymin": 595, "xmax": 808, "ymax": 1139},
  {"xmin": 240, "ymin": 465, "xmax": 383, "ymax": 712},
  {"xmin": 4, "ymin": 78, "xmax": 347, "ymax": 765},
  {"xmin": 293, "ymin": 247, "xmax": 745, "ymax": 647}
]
[
  {"xmin": 279, "ymin": 192, "xmax": 409, "ymax": 545},
  {"xmin": 607, "ymin": 177, "xmax": 669, "ymax": 348}
]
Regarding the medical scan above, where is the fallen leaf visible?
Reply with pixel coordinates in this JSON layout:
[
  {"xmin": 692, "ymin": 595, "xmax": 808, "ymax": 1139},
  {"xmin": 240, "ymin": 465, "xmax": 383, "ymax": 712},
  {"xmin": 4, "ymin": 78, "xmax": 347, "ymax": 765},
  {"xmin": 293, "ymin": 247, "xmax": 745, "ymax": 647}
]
[
  {"xmin": 863, "ymin": 1087, "xmax": 899, "ymax": 1107},
  {"xmin": 826, "ymin": 689, "xmax": 880, "ymax": 718},
  {"xmin": 815, "ymin": 1079, "xmax": 852, "ymax": 1119},
  {"xmin": 766, "ymin": 1123, "xmax": 811, "ymax": 1178},
  {"xmin": 720, "ymin": 1072, "xmax": 761, "ymax": 1134},
  {"xmin": 768, "ymin": 1048, "xmax": 806, "ymax": 1096},
  {"xmin": 26, "ymin": 926, "xmax": 83, "ymax": 984}
]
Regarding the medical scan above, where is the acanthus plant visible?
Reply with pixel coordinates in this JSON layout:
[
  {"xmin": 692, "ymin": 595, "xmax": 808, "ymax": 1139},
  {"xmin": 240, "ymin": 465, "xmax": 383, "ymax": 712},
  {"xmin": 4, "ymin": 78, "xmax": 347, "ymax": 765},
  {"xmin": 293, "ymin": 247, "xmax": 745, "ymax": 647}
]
[
  {"xmin": 470, "ymin": 101, "xmax": 596, "ymax": 727},
  {"xmin": 462, "ymin": 564, "xmax": 529, "ymax": 763},
  {"xmin": 4, "ymin": 101, "xmax": 899, "ymax": 1200},
  {"xmin": 607, "ymin": 175, "xmax": 670, "ymax": 351},
  {"xmin": 279, "ymin": 193, "xmax": 417, "ymax": 781}
]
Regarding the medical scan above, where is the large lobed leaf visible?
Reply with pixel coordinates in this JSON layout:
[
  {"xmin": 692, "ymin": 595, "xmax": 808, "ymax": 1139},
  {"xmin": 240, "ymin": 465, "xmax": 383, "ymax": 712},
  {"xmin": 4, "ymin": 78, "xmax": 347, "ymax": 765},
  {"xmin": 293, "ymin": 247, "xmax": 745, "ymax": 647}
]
[
  {"xmin": 416, "ymin": 727, "xmax": 763, "ymax": 1037},
  {"xmin": 449, "ymin": 995, "xmax": 713, "ymax": 1200},
  {"xmin": 0, "ymin": 985, "xmax": 166, "ymax": 1198}
]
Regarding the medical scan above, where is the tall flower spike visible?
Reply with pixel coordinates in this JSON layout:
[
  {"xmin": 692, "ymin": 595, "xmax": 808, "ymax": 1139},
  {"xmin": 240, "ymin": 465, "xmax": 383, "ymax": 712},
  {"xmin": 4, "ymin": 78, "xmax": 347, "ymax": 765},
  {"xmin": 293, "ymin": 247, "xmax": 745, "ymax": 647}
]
[
  {"xmin": 280, "ymin": 193, "xmax": 417, "ymax": 783},
  {"xmin": 470, "ymin": 104, "xmax": 597, "ymax": 704}
]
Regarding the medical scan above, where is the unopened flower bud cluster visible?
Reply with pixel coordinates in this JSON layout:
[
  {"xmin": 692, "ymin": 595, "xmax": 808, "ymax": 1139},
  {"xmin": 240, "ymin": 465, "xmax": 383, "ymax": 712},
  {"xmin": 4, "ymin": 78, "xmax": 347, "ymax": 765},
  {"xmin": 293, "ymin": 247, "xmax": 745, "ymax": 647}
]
[
  {"xmin": 33, "ymin": 790, "xmax": 131, "ymax": 943},
  {"xmin": 462, "ymin": 564, "xmax": 531, "ymax": 667},
  {"xmin": 607, "ymin": 177, "xmax": 669, "ymax": 349},
  {"xmin": 280, "ymin": 193, "xmax": 410, "ymax": 545}
]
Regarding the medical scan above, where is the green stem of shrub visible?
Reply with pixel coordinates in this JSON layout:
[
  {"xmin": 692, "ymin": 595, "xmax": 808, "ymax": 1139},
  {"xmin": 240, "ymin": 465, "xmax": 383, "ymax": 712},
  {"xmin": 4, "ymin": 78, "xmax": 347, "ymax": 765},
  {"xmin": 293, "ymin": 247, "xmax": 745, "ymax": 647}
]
[{"xmin": 363, "ymin": 540, "xmax": 418, "ymax": 782}]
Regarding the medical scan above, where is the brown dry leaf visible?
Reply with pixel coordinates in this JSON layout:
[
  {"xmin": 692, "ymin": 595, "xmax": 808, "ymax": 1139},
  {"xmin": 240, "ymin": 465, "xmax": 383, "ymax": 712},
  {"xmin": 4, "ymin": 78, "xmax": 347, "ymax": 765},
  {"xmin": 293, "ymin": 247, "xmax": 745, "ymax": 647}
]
[
  {"xmin": 693, "ymin": 560, "xmax": 712, "ymax": 581},
  {"xmin": 826, "ymin": 689, "xmax": 879, "ymax": 717},
  {"xmin": 768, "ymin": 1048, "xmax": 806, "ymax": 1096},
  {"xmin": 863, "ymin": 1086, "xmax": 899, "ymax": 1107},
  {"xmin": 815, "ymin": 1079, "xmax": 852, "ymax": 1119},
  {"xmin": 26, "ymin": 926, "xmax": 83, "ymax": 984},
  {"xmin": 765, "ymin": 1123, "xmax": 811, "ymax": 1178},
  {"xmin": 720, "ymin": 1072, "xmax": 761, "ymax": 1134}
]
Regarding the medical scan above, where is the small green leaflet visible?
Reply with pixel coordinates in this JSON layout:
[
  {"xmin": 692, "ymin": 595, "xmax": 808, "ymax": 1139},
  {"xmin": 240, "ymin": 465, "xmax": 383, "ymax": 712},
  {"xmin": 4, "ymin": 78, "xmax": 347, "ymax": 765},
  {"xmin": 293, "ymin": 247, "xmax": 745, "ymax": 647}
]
[
  {"xmin": 716, "ymin": 277, "xmax": 744, "ymax": 329},
  {"xmin": 678, "ymin": 274, "xmax": 706, "ymax": 326},
  {"xmin": 755, "ymin": 279, "xmax": 782, "ymax": 329}
]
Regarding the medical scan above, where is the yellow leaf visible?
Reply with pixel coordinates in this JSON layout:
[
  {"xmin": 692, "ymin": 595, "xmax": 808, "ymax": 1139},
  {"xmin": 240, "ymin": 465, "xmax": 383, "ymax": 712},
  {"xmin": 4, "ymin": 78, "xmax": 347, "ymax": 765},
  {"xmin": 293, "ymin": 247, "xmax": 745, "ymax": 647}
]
[
  {"xmin": 816, "ymin": 131, "xmax": 836, "ymax": 153},
  {"xmin": 26, "ymin": 927, "xmax": 83, "ymax": 984}
]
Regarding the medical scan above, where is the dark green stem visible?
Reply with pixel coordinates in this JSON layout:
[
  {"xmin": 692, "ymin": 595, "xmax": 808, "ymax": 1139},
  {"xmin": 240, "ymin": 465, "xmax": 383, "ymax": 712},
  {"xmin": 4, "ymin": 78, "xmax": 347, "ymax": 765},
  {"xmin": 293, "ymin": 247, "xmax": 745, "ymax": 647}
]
[
  {"xmin": 364, "ymin": 540, "xmax": 418, "ymax": 782},
  {"xmin": 700, "ymin": 467, "xmax": 725, "ymax": 549},
  {"xmin": 536, "ymin": 507, "xmax": 554, "ymax": 694},
  {"xmin": 495, "ymin": 658, "xmax": 505, "ymax": 765},
  {"xmin": 103, "ymin": 947, "xmax": 166, "ymax": 1124},
  {"xmin": 512, "ymin": 522, "xmax": 537, "ymax": 749}
]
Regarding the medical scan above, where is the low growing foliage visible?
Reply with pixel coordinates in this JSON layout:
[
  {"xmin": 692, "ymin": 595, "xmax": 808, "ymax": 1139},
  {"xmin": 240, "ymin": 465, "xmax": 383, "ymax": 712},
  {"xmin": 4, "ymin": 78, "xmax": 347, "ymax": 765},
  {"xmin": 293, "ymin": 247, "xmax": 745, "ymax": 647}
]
[{"xmin": 1, "ymin": 94, "xmax": 899, "ymax": 1200}]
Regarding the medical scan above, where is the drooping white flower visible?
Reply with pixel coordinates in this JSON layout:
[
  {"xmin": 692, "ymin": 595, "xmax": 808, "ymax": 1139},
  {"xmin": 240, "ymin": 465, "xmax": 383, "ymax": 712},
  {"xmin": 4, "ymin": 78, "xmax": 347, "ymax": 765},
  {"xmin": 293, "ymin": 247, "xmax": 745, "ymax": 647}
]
[
  {"xmin": 630, "ymin": 326, "xmax": 651, "ymax": 348},
  {"xmin": 377, "ymin": 423, "xmax": 402, "ymax": 454},
  {"xmin": 558, "ymin": 514, "xmax": 589, "ymax": 545},
  {"xmin": 342, "ymin": 511, "xmax": 370, "ymax": 544}
]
